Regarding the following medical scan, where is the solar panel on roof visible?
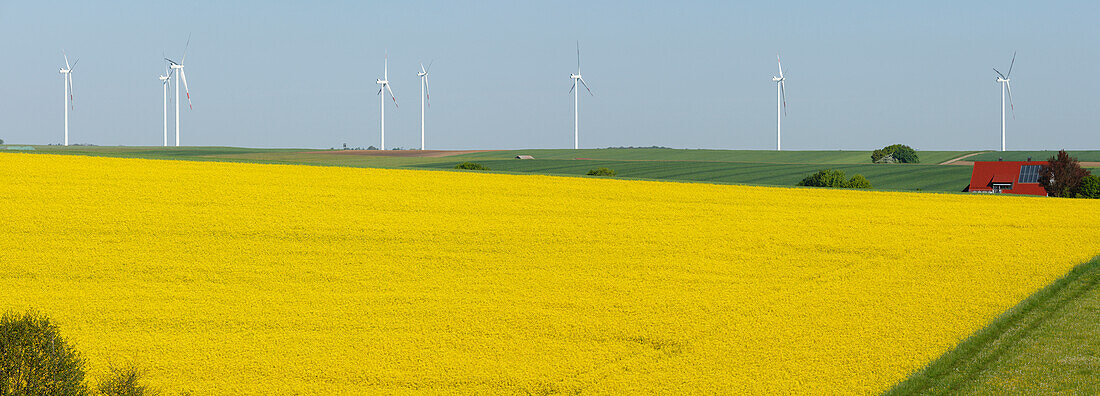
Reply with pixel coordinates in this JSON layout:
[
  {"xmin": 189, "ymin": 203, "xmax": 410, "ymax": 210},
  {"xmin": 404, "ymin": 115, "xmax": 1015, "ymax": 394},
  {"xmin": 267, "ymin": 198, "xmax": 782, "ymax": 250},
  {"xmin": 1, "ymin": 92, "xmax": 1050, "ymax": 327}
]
[{"xmin": 1018, "ymin": 165, "xmax": 1041, "ymax": 183}]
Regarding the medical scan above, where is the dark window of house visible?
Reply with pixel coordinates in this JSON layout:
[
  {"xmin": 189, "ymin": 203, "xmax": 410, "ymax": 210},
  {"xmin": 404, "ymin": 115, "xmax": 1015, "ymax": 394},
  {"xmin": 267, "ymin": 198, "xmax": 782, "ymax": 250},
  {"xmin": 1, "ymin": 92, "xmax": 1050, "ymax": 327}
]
[{"xmin": 1018, "ymin": 165, "xmax": 1041, "ymax": 183}]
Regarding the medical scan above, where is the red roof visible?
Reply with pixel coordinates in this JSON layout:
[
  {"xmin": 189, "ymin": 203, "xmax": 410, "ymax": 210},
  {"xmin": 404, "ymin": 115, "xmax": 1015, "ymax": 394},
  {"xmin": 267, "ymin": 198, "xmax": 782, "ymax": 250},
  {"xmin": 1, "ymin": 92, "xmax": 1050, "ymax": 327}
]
[{"xmin": 966, "ymin": 161, "xmax": 1048, "ymax": 196}]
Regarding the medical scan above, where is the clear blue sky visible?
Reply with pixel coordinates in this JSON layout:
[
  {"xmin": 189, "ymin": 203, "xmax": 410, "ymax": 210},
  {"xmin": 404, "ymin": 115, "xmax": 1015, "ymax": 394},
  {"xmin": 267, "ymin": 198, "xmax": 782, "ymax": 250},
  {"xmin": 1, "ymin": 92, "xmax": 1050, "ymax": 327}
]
[{"xmin": 1, "ymin": 1, "xmax": 1097, "ymax": 150}]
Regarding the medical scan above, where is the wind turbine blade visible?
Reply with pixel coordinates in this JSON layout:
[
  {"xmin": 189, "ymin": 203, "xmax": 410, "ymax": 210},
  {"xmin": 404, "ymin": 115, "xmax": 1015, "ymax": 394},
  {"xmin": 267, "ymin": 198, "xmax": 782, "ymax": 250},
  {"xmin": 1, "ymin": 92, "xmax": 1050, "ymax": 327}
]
[
  {"xmin": 387, "ymin": 84, "xmax": 398, "ymax": 107},
  {"xmin": 420, "ymin": 62, "xmax": 426, "ymax": 74},
  {"xmin": 63, "ymin": 52, "xmax": 71, "ymax": 70},
  {"xmin": 68, "ymin": 74, "xmax": 74, "ymax": 110},
  {"xmin": 1006, "ymin": 81, "xmax": 1015, "ymax": 119},
  {"xmin": 377, "ymin": 87, "xmax": 383, "ymax": 95},
  {"xmin": 1006, "ymin": 51, "xmax": 1016, "ymax": 78},
  {"xmin": 165, "ymin": 58, "xmax": 179, "ymax": 65},
  {"xmin": 180, "ymin": 69, "xmax": 192, "ymax": 110},
  {"xmin": 993, "ymin": 68, "xmax": 1006, "ymax": 80},
  {"xmin": 181, "ymin": 33, "xmax": 191, "ymax": 63},
  {"xmin": 576, "ymin": 41, "xmax": 581, "ymax": 73},
  {"xmin": 384, "ymin": 51, "xmax": 388, "ymax": 80},
  {"xmin": 777, "ymin": 53, "xmax": 784, "ymax": 79},
  {"xmin": 579, "ymin": 77, "xmax": 593, "ymax": 96},
  {"xmin": 424, "ymin": 76, "xmax": 430, "ymax": 107},
  {"xmin": 780, "ymin": 81, "xmax": 788, "ymax": 116},
  {"xmin": 425, "ymin": 60, "xmax": 433, "ymax": 73},
  {"xmin": 569, "ymin": 82, "xmax": 575, "ymax": 94},
  {"xmin": 69, "ymin": 58, "xmax": 79, "ymax": 72}
]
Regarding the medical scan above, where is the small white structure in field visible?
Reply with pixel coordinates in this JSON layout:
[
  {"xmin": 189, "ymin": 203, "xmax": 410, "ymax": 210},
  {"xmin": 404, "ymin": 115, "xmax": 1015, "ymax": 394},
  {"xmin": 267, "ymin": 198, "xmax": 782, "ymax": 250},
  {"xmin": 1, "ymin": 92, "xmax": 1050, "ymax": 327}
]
[{"xmin": 515, "ymin": 155, "xmax": 534, "ymax": 159}]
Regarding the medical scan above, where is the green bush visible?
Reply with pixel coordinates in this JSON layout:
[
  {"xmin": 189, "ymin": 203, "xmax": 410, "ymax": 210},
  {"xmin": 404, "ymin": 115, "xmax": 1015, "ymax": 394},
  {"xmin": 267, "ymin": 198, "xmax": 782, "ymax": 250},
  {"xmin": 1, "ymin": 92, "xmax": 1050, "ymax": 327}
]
[
  {"xmin": 1075, "ymin": 175, "xmax": 1100, "ymax": 198},
  {"xmin": 798, "ymin": 169, "xmax": 849, "ymax": 187},
  {"xmin": 1, "ymin": 311, "xmax": 156, "ymax": 396},
  {"xmin": 798, "ymin": 169, "xmax": 872, "ymax": 189},
  {"xmin": 0, "ymin": 311, "xmax": 89, "ymax": 395},
  {"xmin": 586, "ymin": 167, "xmax": 616, "ymax": 177},
  {"xmin": 872, "ymin": 144, "xmax": 919, "ymax": 163},
  {"xmin": 845, "ymin": 174, "xmax": 872, "ymax": 189},
  {"xmin": 454, "ymin": 162, "xmax": 490, "ymax": 171},
  {"xmin": 96, "ymin": 366, "xmax": 156, "ymax": 396}
]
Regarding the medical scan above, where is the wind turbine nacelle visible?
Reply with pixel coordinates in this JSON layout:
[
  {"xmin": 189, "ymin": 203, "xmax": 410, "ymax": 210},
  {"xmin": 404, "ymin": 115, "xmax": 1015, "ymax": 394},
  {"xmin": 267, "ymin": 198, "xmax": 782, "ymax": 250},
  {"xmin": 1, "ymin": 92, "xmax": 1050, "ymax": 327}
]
[
  {"xmin": 772, "ymin": 77, "xmax": 783, "ymax": 82},
  {"xmin": 59, "ymin": 69, "xmax": 68, "ymax": 74},
  {"xmin": 417, "ymin": 72, "xmax": 427, "ymax": 77},
  {"xmin": 570, "ymin": 74, "xmax": 580, "ymax": 79},
  {"xmin": 170, "ymin": 64, "xmax": 184, "ymax": 69},
  {"xmin": 376, "ymin": 79, "xmax": 387, "ymax": 84}
]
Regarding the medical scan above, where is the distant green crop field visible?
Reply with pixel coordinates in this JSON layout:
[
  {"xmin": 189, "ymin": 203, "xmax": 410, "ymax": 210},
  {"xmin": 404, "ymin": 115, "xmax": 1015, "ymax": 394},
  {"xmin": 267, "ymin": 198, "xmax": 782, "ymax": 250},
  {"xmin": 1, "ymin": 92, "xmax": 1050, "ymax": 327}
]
[
  {"xmin": 452, "ymin": 149, "xmax": 976, "ymax": 165},
  {"xmin": 967, "ymin": 151, "xmax": 1100, "ymax": 162},
  {"xmin": 415, "ymin": 159, "xmax": 975, "ymax": 192}
]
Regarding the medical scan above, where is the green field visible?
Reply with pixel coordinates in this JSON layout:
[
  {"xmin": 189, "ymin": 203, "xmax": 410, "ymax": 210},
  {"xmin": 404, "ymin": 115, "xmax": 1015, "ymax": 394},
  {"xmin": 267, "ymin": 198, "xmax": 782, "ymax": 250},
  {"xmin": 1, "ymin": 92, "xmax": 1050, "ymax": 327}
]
[
  {"xmin": 890, "ymin": 255, "xmax": 1100, "ymax": 395},
  {"xmin": 967, "ymin": 150, "xmax": 1100, "ymax": 162},
  {"xmin": 449, "ymin": 148, "xmax": 976, "ymax": 165},
  {"xmin": 416, "ymin": 159, "xmax": 974, "ymax": 192},
  {"xmin": 9, "ymin": 146, "xmax": 987, "ymax": 192}
]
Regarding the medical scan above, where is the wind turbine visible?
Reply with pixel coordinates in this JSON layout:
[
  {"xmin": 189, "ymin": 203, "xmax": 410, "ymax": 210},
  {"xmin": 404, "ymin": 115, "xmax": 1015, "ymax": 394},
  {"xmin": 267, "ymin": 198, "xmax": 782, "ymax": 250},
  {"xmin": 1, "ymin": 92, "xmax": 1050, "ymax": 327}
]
[
  {"xmin": 993, "ymin": 52, "xmax": 1016, "ymax": 152},
  {"xmin": 59, "ymin": 52, "xmax": 78, "ymax": 146},
  {"xmin": 417, "ymin": 61, "xmax": 432, "ymax": 150},
  {"xmin": 159, "ymin": 61, "xmax": 173, "ymax": 147},
  {"xmin": 569, "ymin": 41, "xmax": 593, "ymax": 150},
  {"xmin": 165, "ymin": 35, "xmax": 192, "ymax": 147},
  {"xmin": 771, "ymin": 54, "xmax": 788, "ymax": 151},
  {"xmin": 376, "ymin": 52, "xmax": 397, "ymax": 150}
]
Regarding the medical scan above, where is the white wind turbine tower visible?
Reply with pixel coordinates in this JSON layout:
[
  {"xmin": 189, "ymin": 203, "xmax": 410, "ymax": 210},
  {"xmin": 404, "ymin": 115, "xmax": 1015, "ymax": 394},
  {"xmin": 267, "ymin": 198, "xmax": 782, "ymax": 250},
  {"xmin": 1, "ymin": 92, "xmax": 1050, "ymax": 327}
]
[
  {"xmin": 165, "ymin": 35, "xmax": 193, "ymax": 147},
  {"xmin": 771, "ymin": 54, "xmax": 788, "ymax": 151},
  {"xmin": 376, "ymin": 52, "xmax": 398, "ymax": 150},
  {"xmin": 993, "ymin": 52, "xmax": 1016, "ymax": 152},
  {"xmin": 417, "ymin": 61, "xmax": 432, "ymax": 150},
  {"xmin": 158, "ymin": 62, "xmax": 173, "ymax": 147},
  {"xmin": 59, "ymin": 52, "xmax": 78, "ymax": 146},
  {"xmin": 569, "ymin": 42, "xmax": 593, "ymax": 150}
]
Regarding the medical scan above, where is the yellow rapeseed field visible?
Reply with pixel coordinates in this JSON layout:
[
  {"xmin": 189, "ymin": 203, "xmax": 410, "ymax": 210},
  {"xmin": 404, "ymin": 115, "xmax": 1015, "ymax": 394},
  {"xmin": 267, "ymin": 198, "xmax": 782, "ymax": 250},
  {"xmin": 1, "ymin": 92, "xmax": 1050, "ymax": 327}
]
[{"xmin": 1, "ymin": 153, "xmax": 1098, "ymax": 394}]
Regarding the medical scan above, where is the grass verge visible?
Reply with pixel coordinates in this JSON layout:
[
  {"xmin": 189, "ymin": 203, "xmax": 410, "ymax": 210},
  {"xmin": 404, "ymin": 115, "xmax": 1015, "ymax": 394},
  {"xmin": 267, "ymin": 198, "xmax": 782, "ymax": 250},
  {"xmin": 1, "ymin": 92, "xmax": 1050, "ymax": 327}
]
[{"xmin": 887, "ymin": 255, "xmax": 1100, "ymax": 395}]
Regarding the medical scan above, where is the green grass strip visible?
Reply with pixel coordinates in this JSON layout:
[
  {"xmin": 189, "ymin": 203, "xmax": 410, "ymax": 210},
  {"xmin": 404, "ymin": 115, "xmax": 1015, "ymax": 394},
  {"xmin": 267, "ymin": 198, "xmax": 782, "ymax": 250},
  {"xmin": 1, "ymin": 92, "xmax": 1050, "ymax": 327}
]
[{"xmin": 886, "ymin": 255, "xmax": 1100, "ymax": 395}]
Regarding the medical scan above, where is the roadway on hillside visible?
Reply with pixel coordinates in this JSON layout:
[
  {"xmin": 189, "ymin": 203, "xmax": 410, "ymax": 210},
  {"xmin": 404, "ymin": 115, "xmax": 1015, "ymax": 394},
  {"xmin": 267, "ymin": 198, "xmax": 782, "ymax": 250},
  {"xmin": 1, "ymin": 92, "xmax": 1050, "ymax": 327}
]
[{"xmin": 940, "ymin": 151, "xmax": 991, "ymax": 165}]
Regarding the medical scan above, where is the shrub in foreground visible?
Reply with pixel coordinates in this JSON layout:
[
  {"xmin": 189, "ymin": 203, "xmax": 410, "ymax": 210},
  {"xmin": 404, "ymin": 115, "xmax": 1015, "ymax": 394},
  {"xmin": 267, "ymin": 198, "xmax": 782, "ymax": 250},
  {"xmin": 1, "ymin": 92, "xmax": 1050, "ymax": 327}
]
[
  {"xmin": 0, "ymin": 311, "xmax": 88, "ymax": 395},
  {"xmin": 586, "ymin": 168, "xmax": 617, "ymax": 177},
  {"xmin": 96, "ymin": 366, "xmax": 157, "ymax": 396},
  {"xmin": 798, "ymin": 169, "xmax": 871, "ymax": 189},
  {"xmin": 1, "ymin": 311, "xmax": 156, "ymax": 396},
  {"xmin": 454, "ymin": 162, "xmax": 490, "ymax": 171}
]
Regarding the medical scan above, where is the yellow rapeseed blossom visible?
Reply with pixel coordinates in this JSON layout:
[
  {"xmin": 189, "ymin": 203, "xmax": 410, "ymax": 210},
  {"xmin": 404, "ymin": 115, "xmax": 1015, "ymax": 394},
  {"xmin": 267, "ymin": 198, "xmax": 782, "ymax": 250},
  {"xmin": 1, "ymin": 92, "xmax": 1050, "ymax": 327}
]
[{"xmin": 0, "ymin": 153, "xmax": 1097, "ymax": 394}]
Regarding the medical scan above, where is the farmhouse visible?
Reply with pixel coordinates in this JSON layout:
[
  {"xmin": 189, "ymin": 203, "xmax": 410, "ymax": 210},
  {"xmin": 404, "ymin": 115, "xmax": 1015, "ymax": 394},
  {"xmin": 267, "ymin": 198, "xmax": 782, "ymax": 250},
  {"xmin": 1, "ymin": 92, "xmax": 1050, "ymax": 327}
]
[{"xmin": 965, "ymin": 161, "xmax": 1047, "ymax": 196}]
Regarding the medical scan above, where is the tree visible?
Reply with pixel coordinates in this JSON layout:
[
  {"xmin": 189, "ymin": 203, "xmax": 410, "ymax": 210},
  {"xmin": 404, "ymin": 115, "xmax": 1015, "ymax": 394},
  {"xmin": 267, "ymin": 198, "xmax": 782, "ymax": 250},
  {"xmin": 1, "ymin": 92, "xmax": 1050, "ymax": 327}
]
[
  {"xmin": 0, "ymin": 312, "xmax": 88, "ymax": 395},
  {"xmin": 1075, "ymin": 175, "xmax": 1100, "ymax": 199},
  {"xmin": 871, "ymin": 144, "xmax": 919, "ymax": 163},
  {"xmin": 1039, "ymin": 150, "xmax": 1091, "ymax": 197},
  {"xmin": 0, "ymin": 138, "xmax": 5, "ymax": 144}
]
